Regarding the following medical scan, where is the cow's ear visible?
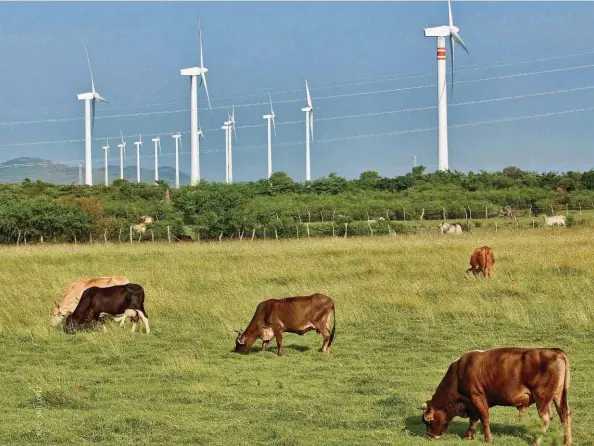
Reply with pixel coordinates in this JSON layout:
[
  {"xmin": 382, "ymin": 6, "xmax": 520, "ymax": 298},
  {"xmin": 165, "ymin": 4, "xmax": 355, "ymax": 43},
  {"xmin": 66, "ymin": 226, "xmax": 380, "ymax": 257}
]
[{"xmin": 422, "ymin": 404, "xmax": 434, "ymax": 422}]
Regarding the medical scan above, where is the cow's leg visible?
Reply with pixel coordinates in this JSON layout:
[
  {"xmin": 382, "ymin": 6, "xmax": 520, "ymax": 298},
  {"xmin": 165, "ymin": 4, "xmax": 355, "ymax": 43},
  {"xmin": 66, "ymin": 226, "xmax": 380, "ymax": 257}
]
[
  {"xmin": 136, "ymin": 310, "xmax": 150, "ymax": 334},
  {"xmin": 272, "ymin": 326, "xmax": 284, "ymax": 356},
  {"xmin": 464, "ymin": 416, "xmax": 480, "ymax": 440},
  {"xmin": 531, "ymin": 398, "xmax": 553, "ymax": 446},
  {"xmin": 553, "ymin": 394, "xmax": 572, "ymax": 445},
  {"xmin": 469, "ymin": 395, "xmax": 492, "ymax": 443},
  {"xmin": 261, "ymin": 341, "xmax": 269, "ymax": 352}
]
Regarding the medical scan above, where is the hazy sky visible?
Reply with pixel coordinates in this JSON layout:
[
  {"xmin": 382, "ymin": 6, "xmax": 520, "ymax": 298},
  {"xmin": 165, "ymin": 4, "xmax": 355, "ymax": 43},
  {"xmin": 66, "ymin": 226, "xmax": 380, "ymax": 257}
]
[{"xmin": 0, "ymin": 1, "xmax": 593, "ymax": 182}]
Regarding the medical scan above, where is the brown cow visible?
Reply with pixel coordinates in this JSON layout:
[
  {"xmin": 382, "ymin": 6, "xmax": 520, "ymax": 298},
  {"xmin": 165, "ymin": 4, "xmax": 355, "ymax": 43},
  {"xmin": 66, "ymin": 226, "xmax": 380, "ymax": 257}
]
[
  {"xmin": 234, "ymin": 293, "xmax": 336, "ymax": 356},
  {"xmin": 51, "ymin": 276, "xmax": 130, "ymax": 327},
  {"xmin": 466, "ymin": 246, "xmax": 495, "ymax": 278},
  {"xmin": 420, "ymin": 347, "xmax": 571, "ymax": 444}
]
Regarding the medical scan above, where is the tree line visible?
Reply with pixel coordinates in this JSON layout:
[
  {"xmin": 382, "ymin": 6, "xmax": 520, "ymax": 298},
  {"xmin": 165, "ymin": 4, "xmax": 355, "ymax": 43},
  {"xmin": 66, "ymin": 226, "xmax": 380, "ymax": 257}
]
[{"xmin": 2, "ymin": 165, "xmax": 594, "ymax": 243}]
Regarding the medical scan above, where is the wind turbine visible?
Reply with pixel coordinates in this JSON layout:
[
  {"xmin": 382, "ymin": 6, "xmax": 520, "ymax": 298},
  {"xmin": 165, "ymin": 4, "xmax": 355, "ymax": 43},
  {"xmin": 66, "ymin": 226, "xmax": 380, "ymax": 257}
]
[
  {"xmin": 117, "ymin": 131, "xmax": 126, "ymax": 180},
  {"xmin": 424, "ymin": 0, "xmax": 469, "ymax": 171},
  {"xmin": 152, "ymin": 137, "xmax": 162, "ymax": 184},
  {"xmin": 134, "ymin": 135, "xmax": 143, "ymax": 183},
  {"xmin": 77, "ymin": 46, "xmax": 107, "ymax": 186},
  {"xmin": 102, "ymin": 139, "xmax": 110, "ymax": 186},
  {"xmin": 263, "ymin": 92, "xmax": 276, "ymax": 179},
  {"xmin": 301, "ymin": 80, "xmax": 314, "ymax": 182},
  {"xmin": 222, "ymin": 114, "xmax": 231, "ymax": 184},
  {"xmin": 180, "ymin": 19, "xmax": 212, "ymax": 186},
  {"xmin": 223, "ymin": 108, "xmax": 237, "ymax": 184}
]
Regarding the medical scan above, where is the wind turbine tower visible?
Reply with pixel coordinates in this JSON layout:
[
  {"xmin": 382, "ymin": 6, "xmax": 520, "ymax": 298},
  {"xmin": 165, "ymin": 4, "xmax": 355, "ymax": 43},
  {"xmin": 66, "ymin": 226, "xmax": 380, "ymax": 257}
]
[
  {"xmin": 180, "ymin": 20, "xmax": 212, "ymax": 186},
  {"xmin": 424, "ymin": 0, "xmax": 469, "ymax": 171},
  {"xmin": 172, "ymin": 134, "xmax": 181, "ymax": 188},
  {"xmin": 301, "ymin": 80, "xmax": 314, "ymax": 182},
  {"xmin": 117, "ymin": 131, "xmax": 126, "ymax": 180},
  {"xmin": 152, "ymin": 137, "xmax": 162, "ymax": 183},
  {"xmin": 134, "ymin": 135, "xmax": 143, "ymax": 183},
  {"xmin": 262, "ymin": 93, "xmax": 276, "ymax": 179},
  {"xmin": 77, "ymin": 46, "xmax": 107, "ymax": 186},
  {"xmin": 102, "ymin": 139, "xmax": 110, "ymax": 186}
]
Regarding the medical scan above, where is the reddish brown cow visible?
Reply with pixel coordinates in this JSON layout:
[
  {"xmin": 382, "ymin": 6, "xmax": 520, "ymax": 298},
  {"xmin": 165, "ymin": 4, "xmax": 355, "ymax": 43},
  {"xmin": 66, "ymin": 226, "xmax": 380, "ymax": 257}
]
[
  {"xmin": 420, "ymin": 347, "xmax": 571, "ymax": 444},
  {"xmin": 234, "ymin": 293, "xmax": 336, "ymax": 356},
  {"xmin": 466, "ymin": 246, "xmax": 495, "ymax": 278}
]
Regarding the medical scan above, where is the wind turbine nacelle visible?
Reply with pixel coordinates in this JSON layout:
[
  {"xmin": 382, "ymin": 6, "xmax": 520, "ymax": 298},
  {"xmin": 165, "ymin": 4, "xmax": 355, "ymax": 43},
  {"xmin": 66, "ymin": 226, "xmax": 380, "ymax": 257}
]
[
  {"xmin": 424, "ymin": 25, "xmax": 451, "ymax": 37},
  {"xmin": 180, "ymin": 67, "xmax": 207, "ymax": 76},
  {"xmin": 301, "ymin": 107, "xmax": 312, "ymax": 113},
  {"xmin": 263, "ymin": 114, "xmax": 273, "ymax": 119},
  {"xmin": 77, "ymin": 92, "xmax": 95, "ymax": 100}
]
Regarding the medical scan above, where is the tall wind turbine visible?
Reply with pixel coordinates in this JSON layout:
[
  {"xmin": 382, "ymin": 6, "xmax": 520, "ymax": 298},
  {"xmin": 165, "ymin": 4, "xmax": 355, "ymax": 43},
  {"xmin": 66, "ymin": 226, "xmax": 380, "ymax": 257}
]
[
  {"xmin": 301, "ymin": 80, "xmax": 314, "ymax": 182},
  {"xmin": 424, "ymin": 0, "xmax": 469, "ymax": 171},
  {"xmin": 102, "ymin": 139, "xmax": 110, "ymax": 186},
  {"xmin": 263, "ymin": 93, "xmax": 276, "ymax": 179},
  {"xmin": 180, "ymin": 20, "xmax": 212, "ymax": 186},
  {"xmin": 172, "ymin": 134, "xmax": 181, "ymax": 188},
  {"xmin": 152, "ymin": 137, "xmax": 162, "ymax": 183},
  {"xmin": 117, "ymin": 131, "xmax": 126, "ymax": 180},
  {"xmin": 134, "ymin": 135, "xmax": 143, "ymax": 183},
  {"xmin": 77, "ymin": 46, "xmax": 107, "ymax": 186},
  {"xmin": 222, "ymin": 113, "xmax": 231, "ymax": 184}
]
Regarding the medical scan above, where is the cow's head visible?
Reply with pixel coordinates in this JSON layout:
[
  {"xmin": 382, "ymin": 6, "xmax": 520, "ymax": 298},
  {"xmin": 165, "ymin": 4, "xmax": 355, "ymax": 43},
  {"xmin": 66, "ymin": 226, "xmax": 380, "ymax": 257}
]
[
  {"xmin": 234, "ymin": 329, "xmax": 253, "ymax": 353},
  {"xmin": 420, "ymin": 402, "xmax": 449, "ymax": 439},
  {"xmin": 51, "ymin": 302, "xmax": 65, "ymax": 327}
]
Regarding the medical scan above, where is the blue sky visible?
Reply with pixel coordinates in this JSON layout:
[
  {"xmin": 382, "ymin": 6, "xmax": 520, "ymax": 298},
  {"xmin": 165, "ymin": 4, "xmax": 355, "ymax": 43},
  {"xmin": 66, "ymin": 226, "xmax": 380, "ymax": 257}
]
[{"xmin": 0, "ymin": 1, "xmax": 593, "ymax": 182}]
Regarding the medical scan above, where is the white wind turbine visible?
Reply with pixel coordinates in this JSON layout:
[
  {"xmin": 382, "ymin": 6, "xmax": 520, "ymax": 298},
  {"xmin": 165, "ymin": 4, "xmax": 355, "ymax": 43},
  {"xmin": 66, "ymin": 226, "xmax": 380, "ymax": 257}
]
[
  {"xmin": 102, "ymin": 139, "xmax": 110, "ymax": 186},
  {"xmin": 134, "ymin": 135, "xmax": 143, "ymax": 183},
  {"xmin": 117, "ymin": 131, "xmax": 127, "ymax": 180},
  {"xmin": 152, "ymin": 137, "xmax": 162, "ymax": 184},
  {"xmin": 262, "ymin": 93, "xmax": 276, "ymax": 179},
  {"xmin": 424, "ymin": 0, "xmax": 469, "ymax": 171},
  {"xmin": 77, "ymin": 46, "xmax": 107, "ymax": 186},
  {"xmin": 301, "ymin": 80, "xmax": 314, "ymax": 182},
  {"xmin": 180, "ymin": 20, "xmax": 212, "ymax": 186},
  {"xmin": 223, "ymin": 108, "xmax": 237, "ymax": 184}
]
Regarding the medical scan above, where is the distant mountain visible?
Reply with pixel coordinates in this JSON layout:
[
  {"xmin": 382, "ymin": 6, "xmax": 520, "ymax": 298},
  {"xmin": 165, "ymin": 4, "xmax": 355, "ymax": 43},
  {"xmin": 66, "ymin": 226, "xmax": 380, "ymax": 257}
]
[{"xmin": 0, "ymin": 157, "xmax": 191, "ymax": 186}]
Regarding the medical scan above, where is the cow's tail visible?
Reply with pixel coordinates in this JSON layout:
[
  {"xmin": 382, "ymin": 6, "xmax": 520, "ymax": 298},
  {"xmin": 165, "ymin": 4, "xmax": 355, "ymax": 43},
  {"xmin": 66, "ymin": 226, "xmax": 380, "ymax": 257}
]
[
  {"xmin": 328, "ymin": 302, "xmax": 336, "ymax": 347},
  {"xmin": 560, "ymin": 351, "xmax": 571, "ymax": 420}
]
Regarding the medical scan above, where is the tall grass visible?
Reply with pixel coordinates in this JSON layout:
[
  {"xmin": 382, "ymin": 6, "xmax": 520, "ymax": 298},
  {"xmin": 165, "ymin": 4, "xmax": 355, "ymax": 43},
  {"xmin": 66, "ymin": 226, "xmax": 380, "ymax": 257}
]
[{"xmin": 1, "ymin": 228, "xmax": 592, "ymax": 445}]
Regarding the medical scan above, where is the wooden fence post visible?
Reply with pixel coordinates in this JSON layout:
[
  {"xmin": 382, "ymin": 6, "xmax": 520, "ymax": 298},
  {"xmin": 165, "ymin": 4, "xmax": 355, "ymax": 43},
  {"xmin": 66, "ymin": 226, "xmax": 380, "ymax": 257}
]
[
  {"xmin": 296, "ymin": 225, "xmax": 299, "ymax": 238},
  {"xmin": 219, "ymin": 232, "xmax": 223, "ymax": 242},
  {"xmin": 332, "ymin": 223, "xmax": 335, "ymax": 237},
  {"xmin": 420, "ymin": 208, "xmax": 425, "ymax": 220},
  {"xmin": 151, "ymin": 230, "xmax": 155, "ymax": 243},
  {"xmin": 129, "ymin": 226, "xmax": 133, "ymax": 243},
  {"xmin": 251, "ymin": 228, "xmax": 256, "ymax": 240},
  {"xmin": 368, "ymin": 221, "xmax": 374, "ymax": 236},
  {"xmin": 73, "ymin": 234, "xmax": 76, "ymax": 245},
  {"xmin": 306, "ymin": 223, "xmax": 310, "ymax": 238},
  {"xmin": 104, "ymin": 229, "xmax": 108, "ymax": 244},
  {"xmin": 403, "ymin": 206, "xmax": 406, "ymax": 221},
  {"xmin": 16, "ymin": 230, "xmax": 21, "ymax": 246},
  {"xmin": 167, "ymin": 226, "xmax": 171, "ymax": 243},
  {"xmin": 344, "ymin": 223, "xmax": 348, "ymax": 238},
  {"xmin": 485, "ymin": 205, "xmax": 488, "ymax": 219},
  {"xmin": 118, "ymin": 227, "xmax": 122, "ymax": 243},
  {"xmin": 442, "ymin": 208, "xmax": 446, "ymax": 220}
]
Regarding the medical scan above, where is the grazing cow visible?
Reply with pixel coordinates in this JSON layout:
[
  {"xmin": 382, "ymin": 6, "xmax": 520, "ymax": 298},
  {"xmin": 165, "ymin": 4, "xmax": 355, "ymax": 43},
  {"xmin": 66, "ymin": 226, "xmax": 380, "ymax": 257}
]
[
  {"xmin": 235, "ymin": 293, "xmax": 336, "ymax": 356},
  {"xmin": 420, "ymin": 347, "xmax": 571, "ymax": 445},
  {"xmin": 438, "ymin": 222, "xmax": 463, "ymax": 234},
  {"xmin": 51, "ymin": 276, "xmax": 130, "ymax": 327},
  {"xmin": 466, "ymin": 246, "xmax": 495, "ymax": 278},
  {"xmin": 64, "ymin": 284, "xmax": 150, "ymax": 334},
  {"xmin": 543, "ymin": 215, "xmax": 566, "ymax": 227},
  {"xmin": 176, "ymin": 234, "xmax": 193, "ymax": 242}
]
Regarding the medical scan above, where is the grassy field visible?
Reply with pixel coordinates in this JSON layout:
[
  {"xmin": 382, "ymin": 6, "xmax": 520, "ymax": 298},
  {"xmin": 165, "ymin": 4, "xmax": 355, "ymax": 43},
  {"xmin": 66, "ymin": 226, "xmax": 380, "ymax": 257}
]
[{"xmin": 1, "ymin": 228, "xmax": 593, "ymax": 445}]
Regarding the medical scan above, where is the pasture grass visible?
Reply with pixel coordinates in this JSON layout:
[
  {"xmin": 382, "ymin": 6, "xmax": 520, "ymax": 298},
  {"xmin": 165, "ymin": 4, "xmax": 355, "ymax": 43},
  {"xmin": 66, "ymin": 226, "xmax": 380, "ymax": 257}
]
[{"xmin": 1, "ymin": 228, "xmax": 593, "ymax": 445}]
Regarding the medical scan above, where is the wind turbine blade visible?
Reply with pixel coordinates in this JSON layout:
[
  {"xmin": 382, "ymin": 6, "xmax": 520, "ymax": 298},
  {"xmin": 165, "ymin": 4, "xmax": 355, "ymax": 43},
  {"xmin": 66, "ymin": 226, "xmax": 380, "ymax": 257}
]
[
  {"xmin": 272, "ymin": 114, "xmax": 276, "ymax": 137},
  {"xmin": 85, "ymin": 45, "xmax": 96, "ymax": 93},
  {"xmin": 91, "ymin": 99, "xmax": 96, "ymax": 129},
  {"xmin": 305, "ymin": 79, "xmax": 312, "ymax": 108},
  {"xmin": 199, "ymin": 19, "xmax": 205, "ymax": 70},
  {"xmin": 202, "ymin": 73, "xmax": 212, "ymax": 110},
  {"xmin": 120, "ymin": 130, "xmax": 124, "ymax": 145},
  {"xmin": 452, "ymin": 31, "xmax": 469, "ymax": 55},
  {"xmin": 199, "ymin": 130, "xmax": 206, "ymax": 141},
  {"xmin": 448, "ymin": 0, "xmax": 454, "ymax": 27},
  {"xmin": 449, "ymin": 34, "xmax": 455, "ymax": 98},
  {"xmin": 158, "ymin": 139, "xmax": 162, "ymax": 155}
]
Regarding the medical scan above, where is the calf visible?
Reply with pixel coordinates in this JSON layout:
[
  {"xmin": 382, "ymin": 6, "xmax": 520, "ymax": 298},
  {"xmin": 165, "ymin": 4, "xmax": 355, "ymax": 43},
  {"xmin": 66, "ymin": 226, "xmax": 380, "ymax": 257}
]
[
  {"xmin": 235, "ymin": 293, "xmax": 336, "ymax": 356},
  {"xmin": 466, "ymin": 246, "xmax": 495, "ymax": 278},
  {"xmin": 65, "ymin": 283, "xmax": 150, "ymax": 334},
  {"xmin": 420, "ymin": 347, "xmax": 571, "ymax": 444}
]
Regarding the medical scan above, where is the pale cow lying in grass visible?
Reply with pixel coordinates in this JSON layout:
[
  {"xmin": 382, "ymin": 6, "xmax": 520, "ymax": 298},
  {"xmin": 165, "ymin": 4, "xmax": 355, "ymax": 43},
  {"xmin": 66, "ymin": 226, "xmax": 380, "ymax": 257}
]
[
  {"xmin": 51, "ymin": 276, "xmax": 132, "ymax": 328},
  {"xmin": 543, "ymin": 214, "xmax": 566, "ymax": 227},
  {"xmin": 438, "ymin": 222, "xmax": 463, "ymax": 234}
]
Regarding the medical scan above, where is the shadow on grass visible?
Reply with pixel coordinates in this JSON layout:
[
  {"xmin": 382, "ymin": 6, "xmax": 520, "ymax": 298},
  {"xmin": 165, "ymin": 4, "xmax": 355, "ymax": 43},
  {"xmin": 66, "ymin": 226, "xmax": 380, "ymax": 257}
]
[
  {"xmin": 404, "ymin": 415, "xmax": 529, "ymax": 443},
  {"xmin": 285, "ymin": 344, "xmax": 311, "ymax": 352}
]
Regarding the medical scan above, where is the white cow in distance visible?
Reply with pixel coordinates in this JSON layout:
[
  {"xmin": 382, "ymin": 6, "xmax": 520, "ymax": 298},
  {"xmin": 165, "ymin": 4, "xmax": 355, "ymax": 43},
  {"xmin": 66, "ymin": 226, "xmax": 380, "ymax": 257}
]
[
  {"xmin": 543, "ymin": 215, "xmax": 566, "ymax": 227},
  {"xmin": 438, "ymin": 222, "xmax": 463, "ymax": 234}
]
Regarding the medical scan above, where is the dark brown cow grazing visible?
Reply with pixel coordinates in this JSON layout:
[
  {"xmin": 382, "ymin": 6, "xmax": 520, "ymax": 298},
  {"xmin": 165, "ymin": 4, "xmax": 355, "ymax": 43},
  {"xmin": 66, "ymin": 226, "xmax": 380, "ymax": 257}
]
[
  {"xmin": 235, "ymin": 293, "xmax": 336, "ymax": 356},
  {"xmin": 466, "ymin": 246, "xmax": 495, "ymax": 278},
  {"xmin": 420, "ymin": 347, "xmax": 571, "ymax": 444},
  {"xmin": 64, "ymin": 283, "xmax": 150, "ymax": 334}
]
